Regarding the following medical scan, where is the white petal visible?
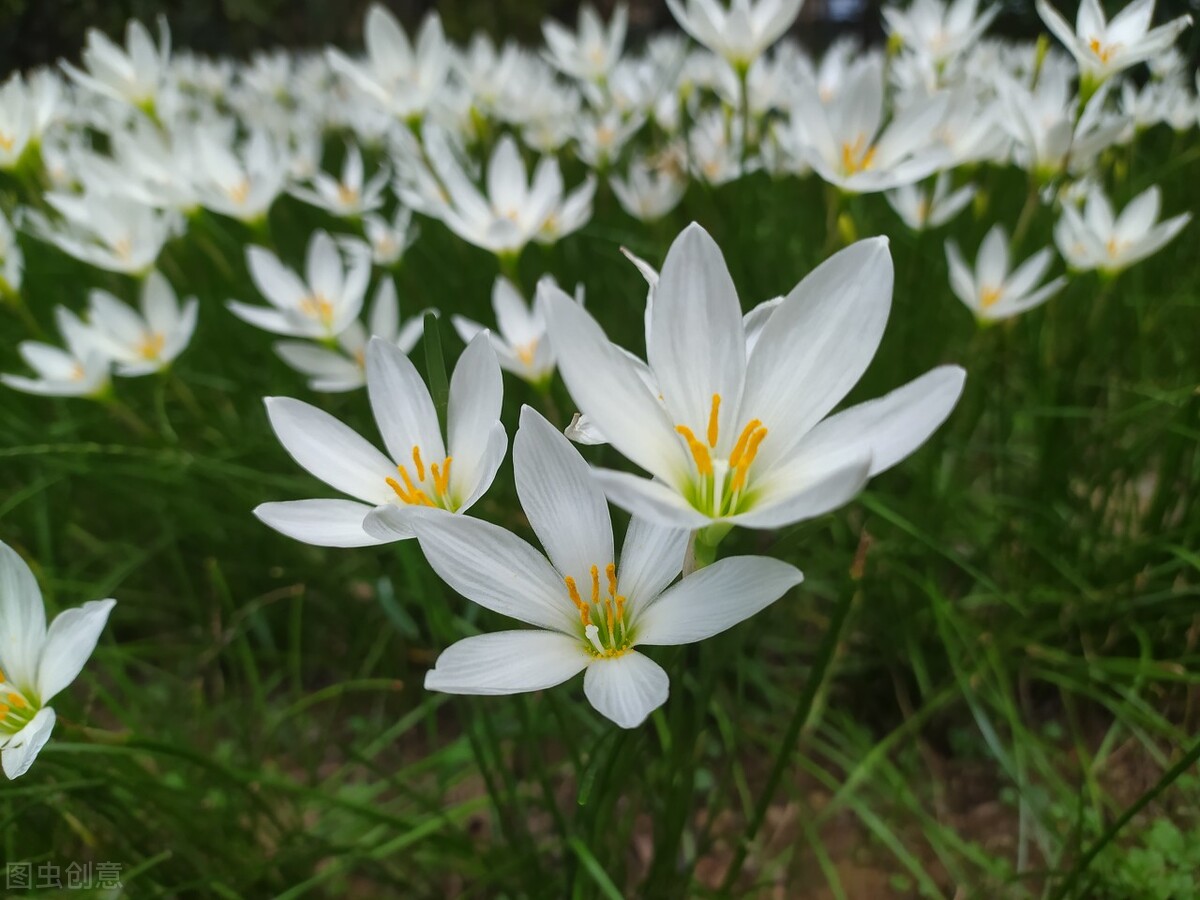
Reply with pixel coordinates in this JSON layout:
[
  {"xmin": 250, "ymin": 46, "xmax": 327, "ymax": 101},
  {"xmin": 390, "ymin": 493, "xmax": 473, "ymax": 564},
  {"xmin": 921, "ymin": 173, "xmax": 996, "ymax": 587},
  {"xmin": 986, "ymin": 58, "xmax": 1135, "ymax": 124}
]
[
  {"xmin": 636, "ymin": 556, "xmax": 803, "ymax": 646},
  {"xmin": 617, "ymin": 516, "xmax": 690, "ymax": 614},
  {"xmin": 254, "ymin": 499, "xmax": 383, "ymax": 548},
  {"xmin": 36, "ymin": 598, "xmax": 115, "ymax": 703},
  {"xmin": 265, "ymin": 396, "xmax": 396, "ymax": 504},
  {"xmin": 647, "ymin": 223, "xmax": 746, "ymax": 448},
  {"xmin": 583, "ymin": 651, "xmax": 668, "ymax": 728},
  {"xmin": 0, "ymin": 541, "xmax": 47, "ymax": 691},
  {"xmin": 514, "ymin": 406, "xmax": 613, "ymax": 588},
  {"xmin": 796, "ymin": 366, "xmax": 965, "ymax": 478},
  {"xmin": 729, "ymin": 452, "xmax": 872, "ymax": 530},
  {"xmin": 2, "ymin": 707, "xmax": 55, "ymax": 780},
  {"xmin": 446, "ymin": 333, "xmax": 503, "ymax": 508},
  {"xmin": 741, "ymin": 238, "xmax": 893, "ymax": 471},
  {"xmin": 365, "ymin": 337, "xmax": 444, "ymax": 465},
  {"xmin": 592, "ymin": 468, "xmax": 712, "ymax": 529},
  {"xmin": 424, "ymin": 630, "xmax": 587, "ymax": 695},
  {"xmin": 409, "ymin": 509, "xmax": 579, "ymax": 633},
  {"xmin": 454, "ymin": 421, "xmax": 508, "ymax": 515}
]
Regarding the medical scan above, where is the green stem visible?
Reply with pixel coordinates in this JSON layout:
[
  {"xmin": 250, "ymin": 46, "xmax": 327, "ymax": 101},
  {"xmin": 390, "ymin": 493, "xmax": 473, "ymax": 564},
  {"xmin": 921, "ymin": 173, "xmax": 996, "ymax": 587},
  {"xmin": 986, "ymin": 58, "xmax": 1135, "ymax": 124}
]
[{"xmin": 719, "ymin": 586, "xmax": 858, "ymax": 894}]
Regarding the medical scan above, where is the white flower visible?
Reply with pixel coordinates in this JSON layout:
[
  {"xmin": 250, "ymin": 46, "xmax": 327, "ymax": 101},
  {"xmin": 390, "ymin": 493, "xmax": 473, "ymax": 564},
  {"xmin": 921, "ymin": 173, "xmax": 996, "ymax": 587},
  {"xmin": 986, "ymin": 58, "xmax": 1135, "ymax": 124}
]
[
  {"xmin": 667, "ymin": 0, "xmax": 804, "ymax": 70},
  {"xmin": 885, "ymin": 172, "xmax": 976, "ymax": 231},
  {"xmin": 1036, "ymin": 0, "xmax": 1192, "ymax": 86},
  {"xmin": 61, "ymin": 17, "xmax": 170, "ymax": 112},
  {"xmin": 413, "ymin": 406, "xmax": 804, "ymax": 728},
  {"xmin": 542, "ymin": 4, "xmax": 629, "ymax": 82},
  {"xmin": 228, "ymin": 231, "xmax": 372, "ymax": 341},
  {"xmin": 572, "ymin": 109, "xmax": 645, "ymax": 169},
  {"xmin": 0, "ymin": 208, "xmax": 24, "ymax": 295},
  {"xmin": 361, "ymin": 206, "xmax": 419, "ymax": 267},
  {"xmin": 883, "ymin": 0, "xmax": 998, "ymax": 67},
  {"xmin": 2, "ymin": 308, "xmax": 110, "ymax": 398},
  {"xmin": 255, "ymin": 334, "xmax": 506, "ymax": 547},
  {"xmin": 27, "ymin": 194, "xmax": 182, "ymax": 277},
  {"xmin": 946, "ymin": 225, "xmax": 1067, "ymax": 321},
  {"xmin": 0, "ymin": 541, "xmax": 115, "ymax": 779},
  {"xmin": 192, "ymin": 127, "xmax": 289, "ymax": 224},
  {"xmin": 0, "ymin": 75, "xmax": 36, "ymax": 171},
  {"xmin": 326, "ymin": 6, "xmax": 450, "ymax": 122},
  {"xmin": 543, "ymin": 223, "xmax": 966, "ymax": 530},
  {"xmin": 85, "ymin": 271, "xmax": 199, "ymax": 376},
  {"xmin": 289, "ymin": 144, "xmax": 389, "ymax": 218},
  {"xmin": 274, "ymin": 278, "xmax": 429, "ymax": 393},
  {"xmin": 1053, "ymin": 183, "xmax": 1190, "ymax": 275},
  {"xmin": 785, "ymin": 58, "xmax": 950, "ymax": 193},
  {"xmin": 610, "ymin": 155, "xmax": 688, "ymax": 222},
  {"xmin": 452, "ymin": 276, "xmax": 581, "ymax": 388}
]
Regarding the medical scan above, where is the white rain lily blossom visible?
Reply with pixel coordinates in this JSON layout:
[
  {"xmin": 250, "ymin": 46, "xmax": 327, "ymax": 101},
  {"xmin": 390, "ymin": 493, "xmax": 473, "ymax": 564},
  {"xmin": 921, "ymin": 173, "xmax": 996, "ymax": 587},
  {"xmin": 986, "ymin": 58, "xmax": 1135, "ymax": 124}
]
[
  {"xmin": 192, "ymin": 128, "xmax": 289, "ymax": 225},
  {"xmin": 885, "ymin": 172, "xmax": 976, "ymax": 231},
  {"xmin": 61, "ymin": 17, "xmax": 170, "ymax": 113},
  {"xmin": 1053, "ymin": 183, "xmax": 1190, "ymax": 275},
  {"xmin": 544, "ymin": 223, "xmax": 966, "ymax": 531},
  {"xmin": 946, "ymin": 225, "xmax": 1067, "ymax": 321},
  {"xmin": 667, "ymin": 0, "xmax": 804, "ymax": 70},
  {"xmin": 85, "ymin": 271, "xmax": 199, "ymax": 376},
  {"xmin": 1036, "ymin": 0, "xmax": 1192, "ymax": 88},
  {"xmin": 255, "ymin": 333, "xmax": 506, "ymax": 547},
  {"xmin": 0, "ymin": 541, "xmax": 115, "ymax": 779},
  {"xmin": 28, "ymin": 194, "xmax": 182, "ymax": 277},
  {"xmin": 228, "ymin": 231, "xmax": 372, "ymax": 341},
  {"xmin": 882, "ymin": 0, "xmax": 999, "ymax": 68},
  {"xmin": 610, "ymin": 156, "xmax": 688, "ymax": 223},
  {"xmin": 542, "ymin": 4, "xmax": 629, "ymax": 82},
  {"xmin": 2, "ymin": 307, "xmax": 110, "ymax": 398},
  {"xmin": 274, "ymin": 278, "xmax": 429, "ymax": 393},
  {"xmin": 414, "ymin": 406, "xmax": 804, "ymax": 728},
  {"xmin": 361, "ymin": 206, "xmax": 419, "ymax": 268},
  {"xmin": 452, "ymin": 276, "xmax": 581, "ymax": 388},
  {"xmin": 289, "ymin": 144, "xmax": 389, "ymax": 218}
]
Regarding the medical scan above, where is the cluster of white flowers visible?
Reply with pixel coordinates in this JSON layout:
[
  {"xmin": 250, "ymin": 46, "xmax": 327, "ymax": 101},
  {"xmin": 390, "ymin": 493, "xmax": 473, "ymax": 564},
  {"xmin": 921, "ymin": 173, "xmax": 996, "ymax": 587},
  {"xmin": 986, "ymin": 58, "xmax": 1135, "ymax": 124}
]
[{"xmin": 0, "ymin": 0, "xmax": 1195, "ymax": 762}]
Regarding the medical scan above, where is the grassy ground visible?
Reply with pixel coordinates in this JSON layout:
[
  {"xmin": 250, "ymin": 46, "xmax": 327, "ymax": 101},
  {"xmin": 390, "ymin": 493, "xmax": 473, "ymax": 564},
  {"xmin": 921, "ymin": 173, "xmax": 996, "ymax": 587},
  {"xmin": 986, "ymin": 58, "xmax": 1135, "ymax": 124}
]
[{"xmin": 1, "ymin": 129, "xmax": 1198, "ymax": 898}]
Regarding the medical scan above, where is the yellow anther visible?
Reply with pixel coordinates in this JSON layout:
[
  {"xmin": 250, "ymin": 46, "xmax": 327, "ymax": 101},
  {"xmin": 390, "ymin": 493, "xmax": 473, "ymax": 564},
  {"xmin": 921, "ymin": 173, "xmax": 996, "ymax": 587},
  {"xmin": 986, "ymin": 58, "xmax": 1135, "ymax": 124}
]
[
  {"xmin": 979, "ymin": 286, "xmax": 1003, "ymax": 309},
  {"xmin": 0, "ymin": 704, "xmax": 7, "ymax": 720},
  {"xmin": 728, "ymin": 419, "xmax": 764, "ymax": 469},
  {"xmin": 8, "ymin": 693, "xmax": 26, "ymax": 709},
  {"xmin": 1088, "ymin": 38, "xmax": 1117, "ymax": 63},
  {"xmin": 138, "ymin": 332, "xmax": 165, "ymax": 361},
  {"xmin": 565, "ymin": 576, "xmax": 585, "ymax": 609},
  {"xmin": 706, "ymin": 394, "xmax": 721, "ymax": 448},
  {"xmin": 676, "ymin": 425, "xmax": 713, "ymax": 475},
  {"xmin": 228, "ymin": 178, "xmax": 251, "ymax": 205},
  {"xmin": 841, "ymin": 136, "xmax": 877, "ymax": 175},
  {"xmin": 0, "ymin": 134, "xmax": 13, "ymax": 152},
  {"xmin": 590, "ymin": 565, "xmax": 601, "ymax": 604},
  {"xmin": 385, "ymin": 476, "xmax": 412, "ymax": 502},
  {"xmin": 300, "ymin": 294, "xmax": 335, "ymax": 325},
  {"xmin": 336, "ymin": 183, "xmax": 360, "ymax": 206},
  {"xmin": 432, "ymin": 457, "xmax": 453, "ymax": 497},
  {"xmin": 606, "ymin": 599, "xmax": 614, "ymax": 633},
  {"xmin": 515, "ymin": 341, "xmax": 537, "ymax": 367},
  {"xmin": 605, "ymin": 563, "xmax": 618, "ymax": 598},
  {"xmin": 730, "ymin": 426, "xmax": 769, "ymax": 494},
  {"xmin": 411, "ymin": 446, "xmax": 426, "ymax": 482}
]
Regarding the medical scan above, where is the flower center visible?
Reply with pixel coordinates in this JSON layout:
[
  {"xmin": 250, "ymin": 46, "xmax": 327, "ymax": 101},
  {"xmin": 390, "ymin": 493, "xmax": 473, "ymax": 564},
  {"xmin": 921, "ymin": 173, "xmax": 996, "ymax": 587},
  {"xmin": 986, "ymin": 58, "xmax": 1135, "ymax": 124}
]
[
  {"xmin": 112, "ymin": 237, "xmax": 133, "ymax": 261},
  {"xmin": 336, "ymin": 182, "xmax": 360, "ymax": 207},
  {"xmin": 227, "ymin": 178, "xmax": 251, "ymax": 205},
  {"xmin": 675, "ymin": 393, "xmax": 768, "ymax": 517},
  {"xmin": 514, "ymin": 340, "xmax": 538, "ymax": 367},
  {"xmin": 0, "ymin": 134, "xmax": 13, "ymax": 152},
  {"xmin": 0, "ymin": 672, "xmax": 37, "ymax": 737},
  {"xmin": 979, "ymin": 286, "xmax": 1003, "ymax": 309},
  {"xmin": 299, "ymin": 293, "xmax": 335, "ymax": 326},
  {"xmin": 1105, "ymin": 237, "xmax": 1126, "ymax": 259},
  {"xmin": 1088, "ymin": 38, "xmax": 1120, "ymax": 64},
  {"xmin": 565, "ymin": 563, "xmax": 630, "ymax": 658},
  {"xmin": 840, "ymin": 135, "xmax": 877, "ymax": 175},
  {"xmin": 385, "ymin": 445, "xmax": 454, "ymax": 509},
  {"xmin": 138, "ymin": 331, "xmax": 165, "ymax": 360}
]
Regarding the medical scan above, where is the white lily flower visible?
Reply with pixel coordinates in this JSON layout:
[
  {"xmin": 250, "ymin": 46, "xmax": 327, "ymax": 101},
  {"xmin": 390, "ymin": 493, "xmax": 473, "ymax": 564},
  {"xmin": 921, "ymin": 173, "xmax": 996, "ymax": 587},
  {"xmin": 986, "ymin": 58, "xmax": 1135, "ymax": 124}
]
[
  {"xmin": 667, "ymin": 0, "xmax": 804, "ymax": 70},
  {"xmin": 1036, "ymin": 0, "xmax": 1192, "ymax": 87},
  {"xmin": 0, "ymin": 209, "xmax": 24, "ymax": 295},
  {"xmin": 2, "ymin": 307, "xmax": 111, "ymax": 398},
  {"xmin": 572, "ymin": 109, "xmax": 645, "ymax": 169},
  {"xmin": 85, "ymin": 271, "xmax": 199, "ymax": 376},
  {"xmin": 61, "ymin": 17, "xmax": 170, "ymax": 114},
  {"xmin": 883, "ymin": 0, "xmax": 998, "ymax": 67},
  {"xmin": 274, "ymin": 279, "xmax": 429, "ymax": 393},
  {"xmin": 326, "ymin": 6, "xmax": 450, "ymax": 122},
  {"xmin": 885, "ymin": 172, "xmax": 976, "ymax": 231},
  {"xmin": 452, "ymin": 276, "xmax": 581, "ymax": 388},
  {"xmin": 0, "ymin": 75, "xmax": 36, "ymax": 171},
  {"xmin": 610, "ymin": 154, "xmax": 688, "ymax": 222},
  {"xmin": 0, "ymin": 541, "xmax": 115, "ymax": 779},
  {"xmin": 786, "ymin": 58, "xmax": 950, "ymax": 193},
  {"xmin": 544, "ymin": 223, "xmax": 966, "ymax": 530},
  {"xmin": 542, "ymin": 4, "xmax": 629, "ymax": 82},
  {"xmin": 192, "ymin": 128, "xmax": 289, "ymax": 224},
  {"xmin": 1053, "ymin": 183, "xmax": 1190, "ymax": 275},
  {"xmin": 228, "ymin": 231, "xmax": 372, "ymax": 341},
  {"xmin": 946, "ymin": 225, "xmax": 1067, "ymax": 321},
  {"xmin": 289, "ymin": 144, "xmax": 389, "ymax": 218},
  {"xmin": 414, "ymin": 406, "xmax": 803, "ymax": 728},
  {"xmin": 255, "ymin": 333, "xmax": 506, "ymax": 547},
  {"xmin": 360, "ymin": 206, "xmax": 419, "ymax": 267},
  {"xmin": 27, "ymin": 194, "xmax": 182, "ymax": 277}
]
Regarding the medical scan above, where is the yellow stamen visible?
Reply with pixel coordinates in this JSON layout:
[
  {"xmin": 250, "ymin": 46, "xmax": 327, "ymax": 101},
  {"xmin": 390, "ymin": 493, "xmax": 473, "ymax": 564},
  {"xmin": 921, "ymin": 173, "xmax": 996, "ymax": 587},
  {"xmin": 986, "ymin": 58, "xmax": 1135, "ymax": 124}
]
[
  {"xmin": 0, "ymin": 134, "xmax": 13, "ymax": 152},
  {"xmin": 730, "ymin": 426, "xmax": 769, "ymax": 494},
  {"xmin": 515, "ymin": 341, "xmax": 537, "ymax": 367},
  {"xmin": 590, "ymin": 565, "xmax": 600, "ymax": 604},
  {"xmin": 8, "ymin": 692, "xmax": 26, "ymax": 709},
  {"xmin": 706, "ymin": 394, "xmax": 721, "ymax": 448},
  {"xmin": 728, "ymin": 419, "xmax": 764, "ymax": 469},
  {"xmin": 385, "ymin": 476, "xmax": 412, "ymax": 503},
  {"xmin": 300, "ymin": 294, "xmax": 335, "ymax": 325},
  {"xmin": 432, "ymin": 457, "xmax": 452, "ymax": 497},
  {"xmin": 0, "ymin": 704, "xmax": 7, "ymax": 720},
  {"xmin": 137, "ymin": 332, "xmax": 165, "ymax": 361},
  {"xmin": 676, "ymin": 425, "xmax": 713, "ymax": 475},
  {"xmin": 605, "ymin": 563, "xmax": 618, "ymax": 599},
  {"xmin": 411, "ymin": 446, "xmax": 426, "ymax": 482},
  {"xmin": 228, "ymin": 178, "xmax": 251, "ymax": 205},
  {"xmin": 979, "ymin": 286, "xmax": 1002, "ymax": 309},
  {"xmin": 840, "ymin": 135, "xmax": 877, "ymax": 175},
  {"xmin": 336, "ymin": 183, "xmax": 360, "ymax": 206},
  {"xmin": 565, "ymin": 576, "xmax": 590, "ymax": 626},
  {"xmin": 1088, "ymin": 38, "xmax": 1118, "ymax": 63}
]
